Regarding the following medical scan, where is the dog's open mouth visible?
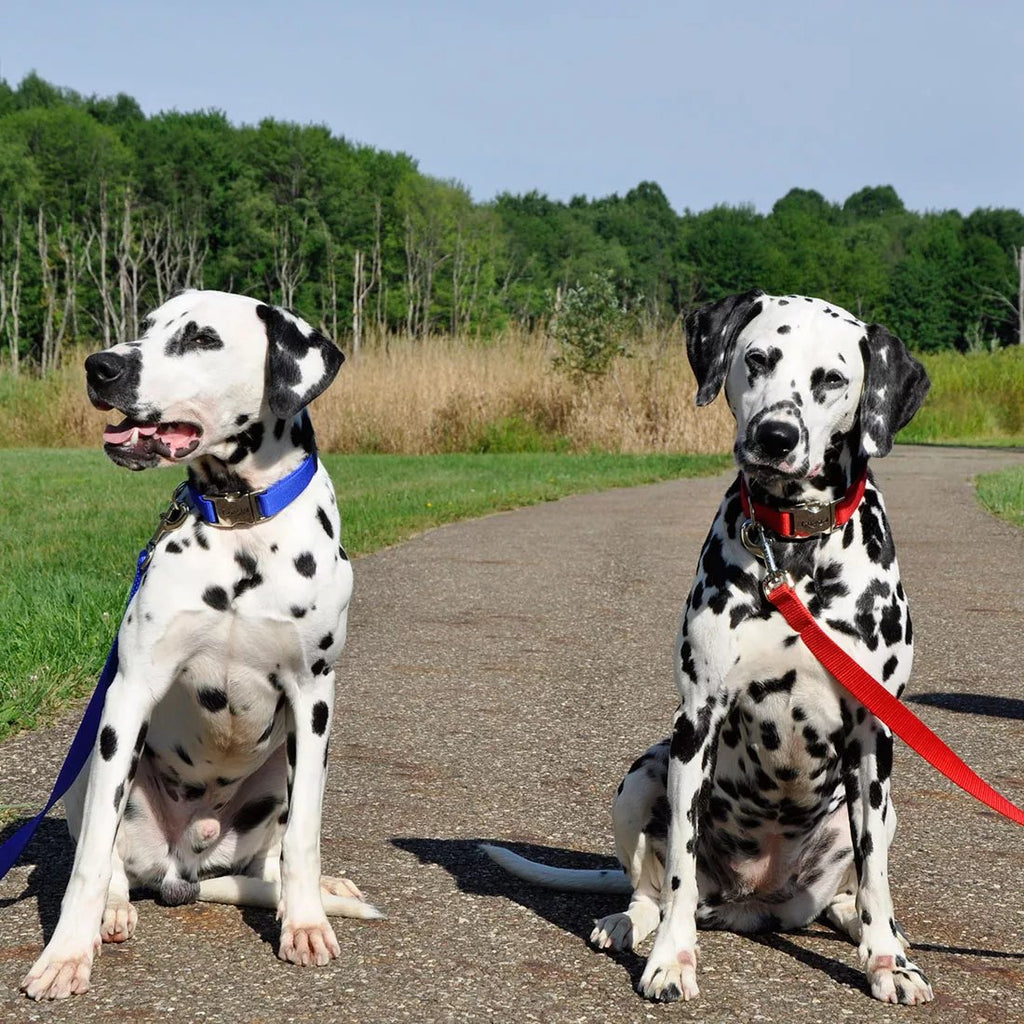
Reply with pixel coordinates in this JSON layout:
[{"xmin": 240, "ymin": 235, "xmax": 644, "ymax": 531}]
[{"xmin": 102, "ymin": 417, "xmax": 203, "ymax": 469}]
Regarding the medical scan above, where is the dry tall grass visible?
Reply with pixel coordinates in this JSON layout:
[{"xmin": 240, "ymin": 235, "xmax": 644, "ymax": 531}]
[
  {"xmin": 316, "ymin": 329, "xmax": 732, "ymax": 454},
  {"xmin": 0, "ymin": 328, "xmax": 734, "ymax": 455}
]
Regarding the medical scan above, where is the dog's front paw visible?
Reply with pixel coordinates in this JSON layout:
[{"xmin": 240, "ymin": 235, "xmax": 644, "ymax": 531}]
[
  {"xmin": 637, "ymin": 948, "xmax": 700, "ymax": 1002},
  {"xmin": 866, "ymin": 954, "xmax": 934, "ymax": 1004},
  {"xmin": 278, "ymin": 919, "xmax": 341, "ymax": 967},
  {"xmin": 100, "ymin": 895, "xmax": 138, "ymax": 943},
  {"xmin": 21, "ymin": 940, "xmax": 99, "ymax": 1000}
]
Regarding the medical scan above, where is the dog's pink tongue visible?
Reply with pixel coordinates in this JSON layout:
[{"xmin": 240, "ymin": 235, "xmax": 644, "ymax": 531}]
[{"xmin": 103, "ymin": 419, "xmax": 158, "ymax": 445}]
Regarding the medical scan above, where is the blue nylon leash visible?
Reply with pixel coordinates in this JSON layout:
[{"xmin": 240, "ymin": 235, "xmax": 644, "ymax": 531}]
[
  {"xmin": 0, "ymin": 446, "xmax": 321, "ymax": 882},
  {"xmin": 0, "ymin": 549, "xmax": 148, "ymax": 881}
]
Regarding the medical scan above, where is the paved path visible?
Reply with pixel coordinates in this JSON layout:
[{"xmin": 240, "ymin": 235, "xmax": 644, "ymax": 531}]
[{"xmin": 1, "ymin": 446, "xmax": 1023, "ymax": 1023}]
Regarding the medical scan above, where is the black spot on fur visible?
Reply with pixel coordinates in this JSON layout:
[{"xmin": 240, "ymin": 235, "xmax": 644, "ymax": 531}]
[
  {"xmin": 227, "ymin": 422, "xmax": 265, "ymax": 465},
  {"xmin": 670, "ymin": 698, "xmax": 714, "ymax": 763},
  {"xmin": 165, "ymin": 540, "xmax": 182, "ymax": 554},
  {"xmin": 197, "ymin": 687, "xmax": 228, "ymax": 712},
  {"xmin": 749, "ymin": 670, "xmax": 796, "ymax": 703},
  {"xmin": 175, "ymin": 744, "xmax": 193, "ymax": 766},
  {"xmin": 100, "ymin": 726, "xmax": 118, "ymax": 761},
  {"xmin": 760, "ymin": 721, "xmax": 781, "ymax": 751},
  {"xmin": 112, "ymin": 780, "xmax": 124, "ymax": 811},
  {"xmin": 311, "ymin": 701, "xmax": 330, "ymax": 736},
  {"xmin": 294, "ymin": 552, "xmax": 316, "ymax": 578},
  {"xmin": 202, "ymin": 586, "xmax": 230, "ymax": 611},
  {"xmin": 316, "ymin": 506, "xmax": 334, "ymax": 538},
  {"xmin": 233, "ymin": 795, "xmax": 279, "ymax": 834},
  {"xmin": 318, "ymin": 633, "xmax": 334, "ymax": 651},
  {"xmin": 291, "ymin": 605, "xmax": 307, "ymax": 618},
  {"xmin": 875, "ymin": 731, "xmax": 893, "ymax": 782}
]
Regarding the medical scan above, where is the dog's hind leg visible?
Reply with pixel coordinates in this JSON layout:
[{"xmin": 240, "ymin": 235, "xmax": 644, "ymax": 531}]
[
  {"xmin": 592, "ymin": 741, "xmax": 669, "ymax": 952},
  {"xmin": 197, "ymin": 849, "xmax": 382, "ymax": 919}
]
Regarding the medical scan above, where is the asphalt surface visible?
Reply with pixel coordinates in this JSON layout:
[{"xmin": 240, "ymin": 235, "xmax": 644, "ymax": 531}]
[{"xmin": 1, "ymin": 445, "xmax": 1023, "ymax": 1023}]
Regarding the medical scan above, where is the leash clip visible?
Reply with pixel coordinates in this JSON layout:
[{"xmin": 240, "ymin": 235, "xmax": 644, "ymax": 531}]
[
  {"xmin": 140, "ymin": 482, "xmax": 192, "ymax": 571},
  {"xmin": 741, "ymin": 519, "xmax": 792, "ymax": 598}
]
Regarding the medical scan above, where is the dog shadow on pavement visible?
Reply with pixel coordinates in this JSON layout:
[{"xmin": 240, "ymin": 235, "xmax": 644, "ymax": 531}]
[
  {"xmin": 392, "ymin": 835, "xmax": 1024, "ymax": 1001},
  {"xmin": 0, "ymin": 818, "xmax": 75, "ymax": 943},
  {"xmin": 393, "ymin": 836, "xmax": 662, "ymax": 991},
  {"xmin": 907, "ymin": 691, "xmax": 1024, "ymax": 721}
]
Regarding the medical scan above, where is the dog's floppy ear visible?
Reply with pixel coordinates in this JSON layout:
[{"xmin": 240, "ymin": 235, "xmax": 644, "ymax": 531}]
[
  {"xmin": 684, "ymin": 289, "xmax": 765, "ymax": 406},
  {"xmin": 257, "ymin": 303, "xmax": 345, "ymax": 419},
  {"xmin": 859, "ymin": 324, "xmax": 930, "ymax": 457}
]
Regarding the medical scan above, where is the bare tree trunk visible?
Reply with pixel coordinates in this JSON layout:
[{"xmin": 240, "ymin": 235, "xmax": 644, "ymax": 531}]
[
  {"xmin": 371, "ymin": 199, "xmax": 386, "ymax": 335},
  {"xmin": 97, "ymin": 184, "xmax": 112, "ymax": 347},
  {"xmin": 0, "ymin": 205, "xmax": 23, "ymax": 374},
  {"xmin": 273, "ymin": 217, "xmax": 307, "ymax": 308},
  {"xmin": 352, "ymin": 248, "xmax": 364, "ymax": 360},
  {"xmin": 53, "ymin": 221, "xmax": 83, "ymax": 366},
  {"xmin": 37, "ymin": 207, "xmax": 57, "ymax": 374},
  {"xmin": 1017, "ymin": 245, "xmax": 1023, "ymax": 345}
]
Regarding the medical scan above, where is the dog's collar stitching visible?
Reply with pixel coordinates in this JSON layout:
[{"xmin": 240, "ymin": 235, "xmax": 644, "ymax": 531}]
[
  {"xmin": 185, "ymin": 450, "xmax": 319, "ymax": 529},
  {"xmin": 739, "ymin": 468, "xmax": 867, "ymax": 539}
]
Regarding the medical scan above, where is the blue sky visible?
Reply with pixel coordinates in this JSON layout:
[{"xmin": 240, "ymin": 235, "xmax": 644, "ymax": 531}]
[{"xmin": 2, "ymin": 1, "xmax": 1021, "ymax": 215}]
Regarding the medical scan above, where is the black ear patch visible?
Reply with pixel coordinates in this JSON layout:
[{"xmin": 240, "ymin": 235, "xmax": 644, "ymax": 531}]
[
  {"xmin": 859, "ymin": 324, "xmax": 930, "ymax": 457},
  {"xmin": 257, "ymin": 304, "xmax": 345, "ymax": 419},
  {"xmin": 685, "ymin": 289, "xmax": 765, "ymax": 406}
]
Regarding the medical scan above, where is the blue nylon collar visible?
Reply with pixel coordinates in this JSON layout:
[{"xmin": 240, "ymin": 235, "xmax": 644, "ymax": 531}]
[{"xmin": 186, "ymin": 450, "xmax": 318, "ymax": 528}]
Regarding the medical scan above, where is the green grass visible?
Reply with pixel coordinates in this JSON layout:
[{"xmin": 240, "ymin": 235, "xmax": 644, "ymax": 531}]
[
  {"xmin": 976, "ymin": 466, "xmax": 1024, "ymax": 529},
  {"xmin": 901, "ymin": 347, "xmax": 1024, "ymax": 447},
  {"xmin": 0, "ymin": 448, "xmax": 729, "ymax": 743}
]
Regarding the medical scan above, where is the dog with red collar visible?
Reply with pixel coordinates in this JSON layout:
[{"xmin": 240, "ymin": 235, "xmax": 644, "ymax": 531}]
[{"xmin": 484, "ymin": 289, "xmax": 933, "ymax": 1005}]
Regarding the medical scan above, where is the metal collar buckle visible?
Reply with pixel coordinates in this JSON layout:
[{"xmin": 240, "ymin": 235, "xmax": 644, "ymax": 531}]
[
  {"xmin": 790, "ymin": 500, "xmax": 837, "ymax": 537},
  {"xmin": 207, "ymin": 491, "xmax": 264, "ymax": 529}
]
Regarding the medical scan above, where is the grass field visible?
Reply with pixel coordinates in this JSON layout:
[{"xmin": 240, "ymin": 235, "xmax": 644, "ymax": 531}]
[
  {"xmin": 900, "ymin": 347, "xmax": 1024, "ymax": 446},
  {"xmin": 976, "ymin": 466, "xmax": 1024, "ymax": 529},
  {"xmin": 0, "ymin": 448, "xmax": 729, "ymax": 743}
]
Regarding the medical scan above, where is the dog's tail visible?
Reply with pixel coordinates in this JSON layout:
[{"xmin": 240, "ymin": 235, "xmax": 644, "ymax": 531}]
[
  {"xmin": 480, "ymin": 843, "xmax": 632, "ymax": 894},
  {"xmin": 196, "ymin": 876, "xmax": 384, "ymax": 919}
]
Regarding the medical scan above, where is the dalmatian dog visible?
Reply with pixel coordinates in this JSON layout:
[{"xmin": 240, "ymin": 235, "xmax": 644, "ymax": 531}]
[
  {"xmin": 484, "ymin": 290, "xmax": 933, "ymax": 1005},
  {"xmin": 21, "ymin": 290, "xmax": 380, "ymax": 1001}
]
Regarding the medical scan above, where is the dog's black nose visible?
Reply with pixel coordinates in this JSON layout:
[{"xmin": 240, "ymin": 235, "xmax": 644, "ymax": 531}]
[
  {"xmin": 755, "ymin": 420, "xmax": 800, "ymax": 459},
  {"xmin": 85, "ymin": 352, "xmax": 126, "ymax": 387}
]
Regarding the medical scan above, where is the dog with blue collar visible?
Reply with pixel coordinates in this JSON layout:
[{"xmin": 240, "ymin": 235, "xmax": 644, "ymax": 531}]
[{"xmin": 19, "ymin": 290, "xmax": 381, "ymax": 1001}]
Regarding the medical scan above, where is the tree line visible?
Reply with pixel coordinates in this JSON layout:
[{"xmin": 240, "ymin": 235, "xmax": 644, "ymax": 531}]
[{"xmin": 1, "ymin": 73, "xmax": 1022, "ymax": 373}]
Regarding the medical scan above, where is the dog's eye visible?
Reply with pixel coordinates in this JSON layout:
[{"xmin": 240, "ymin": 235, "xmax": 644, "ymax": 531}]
[
  {"xmin": 745, "ymin": 350, "xmax": 769, "ymax": 371},
  {"xmin": 195, "ymin": 329, "xmax": 223, "ymax": 350},
  {"xmin": 823, "ymin": 370, "xmax": 847, "ymax": 389}
]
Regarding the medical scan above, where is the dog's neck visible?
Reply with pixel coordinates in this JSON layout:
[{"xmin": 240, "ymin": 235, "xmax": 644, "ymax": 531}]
[
  {"xmin": 743, "ymin": 428, "xmax": 866, "ymax": 509},
  {"xmin": 187, "ymin": 413, "xmax": 316, "ymax": 497}
]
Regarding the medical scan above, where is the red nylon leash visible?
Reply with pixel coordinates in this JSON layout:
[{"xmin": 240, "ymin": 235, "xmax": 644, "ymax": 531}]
[{"xmin": 765, "ymin": 576, "xmax": 1024, "ymax": 827}]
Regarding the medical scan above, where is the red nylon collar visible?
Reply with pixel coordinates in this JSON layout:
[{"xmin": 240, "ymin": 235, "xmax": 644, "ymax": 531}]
[{"xmin": 739, "ymin": 468, "xmax": 867, "ymax": 538}]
